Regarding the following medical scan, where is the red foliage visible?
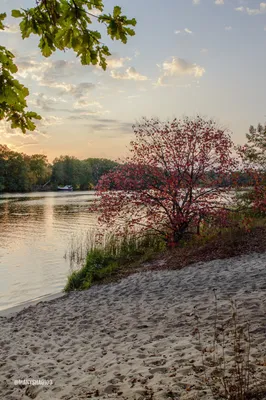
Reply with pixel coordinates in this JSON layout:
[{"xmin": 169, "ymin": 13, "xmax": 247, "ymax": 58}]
[{"xmin": 93, "ymin": 117, "xmax": 237, "ymax": 245}]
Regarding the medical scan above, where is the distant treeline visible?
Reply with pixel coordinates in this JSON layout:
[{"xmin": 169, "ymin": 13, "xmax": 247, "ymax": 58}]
[
  {"xmin": 0, "ymin": 145, "xmax": 118, "ymax": 193},
  {"xmin": 51, "ymin": 155, "xmax": 118, "ymax": 190},
  {"xmin": 0, "ymin": 144, "xmax": 253, "ymax": 193}
]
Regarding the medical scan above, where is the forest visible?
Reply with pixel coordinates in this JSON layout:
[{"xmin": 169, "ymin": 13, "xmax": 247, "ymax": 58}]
[{"xmin": 0, "ymin": 144, "xmax": 118, "ymax": 192}]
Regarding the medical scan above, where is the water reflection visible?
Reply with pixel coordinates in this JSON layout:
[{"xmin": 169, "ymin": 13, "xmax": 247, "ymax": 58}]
[{"xmin": 0, "ymin": 191, "xmax": 97, "ymax": 311}]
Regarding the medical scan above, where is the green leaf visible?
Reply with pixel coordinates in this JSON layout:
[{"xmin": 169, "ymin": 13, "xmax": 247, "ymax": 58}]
[
  {"xmin": 127, "ymin": 18, "xmax": 137, "ymax": 27},
  {"xmin": 42, "ymin": 43, "xmax": 53, "ymax": 57},
  {"xmin": 11, "ymin": 9, "xmax": 24, "ymax": 18},
  {"xmin": 113, "ymin": 6, "xmax": 121, "ymax": 18},
  {"xmin": 0, "ymin": 12, "xmax": 7, "ymax": 30}
]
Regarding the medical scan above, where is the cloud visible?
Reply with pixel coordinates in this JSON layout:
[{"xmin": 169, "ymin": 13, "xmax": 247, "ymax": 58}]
[
  {"xmin": 73, "ymin": 99, "xmax": 102, "ymax": 110},
  {"xmin": 66, "ymin": 104, "xmax": 110, "ymax": 119},
  {"xmin": 83, "ymin": 119, "xmax": 133, "ymax": 134},
  {"xmin": 106, "ymin": 56, "xmax": 131, "ymax": 69},
  {"xmin": 0, "ymin": 121, "xmax": 35, "ymax": 139},
  {"xmin": 110, "ymin": 67, "xmax": 148, "ymax": 81},
  {"xmin": 67, "ymin": 110, "xmax": 111, "ymax": 120},
  {"xmin": 39, "ymin": 81, "xmax": 73, "ymax": 92},
  {"xmin": 90, "ymin": 8, "xmax": 102, "ymax": 16},
  {"xmin": 15, "ymin": 58, "xmax": 78, "ymax": 84},
  {"xmin": 28, "ymin": 93, "xmax": 67, "ymax": 112},
  {"xmin": 156, "ymin": 57, "xmax": 205, "ymax": 86},
  {"xmin": 215, "ymin": 0, "xmax": 224, "ymax": 4},
  {"xmin": 225, "ymin": 26, "xmax": 232, "ymax": 31},
  {"xmin": 0, "ymin": 115, "xmax": 61, "ymax": 138},
  {"xmin": 28, "ymin": 93, "xmax": 107, "ymax": 119},
  {"xmin": 15, "ymin": 59, "xmax": 51, "ymax": 80},
  {"xmin": 38, "ymin": 116, "xmax": 63, "ymax": 127},
  {"xmin": 193, "ymin": 0, "xmax": 200, "ymax": 4},
  {"xmin": 200, "ymin": 48, "xmax": 209, "ymax": 53},
  {"xmin": 175, "ymin": 28, "xmax": 193, "ymax": 35},
  {"xmin": 68, "ymin": 113, "xmax": 103, "ymax": 120},
  {"xmin": 44, "ymin": 60, "xmax": 76, "ymax": 80},
  {"xmin": 15, "ymin": 58, "xmax": 96, "ymax": 98},
  {"xmin": 3, "ymin": 24, "xmax": 20, "ymax": 33},
  {"xmin": 235, "ymin": 3, "xmax": 266, "ymax": 15},
  {"xmin": 127, "ymin": 95, "xmax": 141, "ymax": 99},
  {"xmin": 39, "ymin": 81, "xmax": 96, "ymax": 97},
  {"xmin": 67, "ymin": 83, "xmax": 95, "ymax": 97},
  {"xmin": 27, "ymin": 91, "xmax": 110, "ymax": 121}
]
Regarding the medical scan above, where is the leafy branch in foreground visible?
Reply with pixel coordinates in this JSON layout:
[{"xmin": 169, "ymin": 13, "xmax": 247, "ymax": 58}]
[
  {"xmin": 0, "ymin": 1, "xmax": 136, "ymax": 132},
  {"xmin": 12, "ymin": 1, "xmax": 136, "ymax": 68},
  {"xmin": 0, "ymin": 13, "xmax": 41, "ymax": 132}
]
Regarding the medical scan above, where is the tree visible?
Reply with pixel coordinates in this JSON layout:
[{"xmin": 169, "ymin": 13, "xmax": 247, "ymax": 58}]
[
  {"xmin": 0, "ymin": 1, "xmax": 136, "ymax": 132},
  {"xmin": 79, "ymin": 159, "xmax": 93, "ymax": 190},
  {"xmin": 241, "ymin": 123, "xmax": 266, "ymax": 167},
  {"xmin": 85, "ymin": 158, "xmax": 119, "ymax": 186},
  {"xmin": 51, "ymin": 155, "xmax": 119, "ymax": 189},
  {"xmin": 52, "ymin": 155, "xmax": 81, "ymax": 188},
  {"xmin": 238, "ymin": 123, "xmax": 266, "ymax": 213},
  {"xmin": 0, "ymin": 145, "xmax": 51, "ymax": 192},
  {"xmin": 94, "ymin": 117, "xmax": 237, "ymax": 246},
  {"xmin": 28, "ymin": 154, "xmax": 51, "ymax": 185}
]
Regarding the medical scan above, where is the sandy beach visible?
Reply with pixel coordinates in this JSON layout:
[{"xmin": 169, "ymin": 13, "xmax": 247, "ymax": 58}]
[{"xmin": 0, "ymin": 252, "xmax": 266, "ymax": 400}]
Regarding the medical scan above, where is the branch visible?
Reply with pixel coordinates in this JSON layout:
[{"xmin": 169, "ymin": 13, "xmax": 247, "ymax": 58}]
[{"xmin": 70, "ymin": 0, "xmax": 104, "ymax": 22}]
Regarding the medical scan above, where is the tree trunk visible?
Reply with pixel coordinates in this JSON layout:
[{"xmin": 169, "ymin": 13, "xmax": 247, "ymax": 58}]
[{"xmin": 172, "ymin": 223, "xmax": 189, "ymax": 244}]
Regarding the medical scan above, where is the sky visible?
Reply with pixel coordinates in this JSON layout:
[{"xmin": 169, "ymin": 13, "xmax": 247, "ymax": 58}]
[{"xmin": 1, "ymin": 0, "xmax": 266, "ymax": 162}]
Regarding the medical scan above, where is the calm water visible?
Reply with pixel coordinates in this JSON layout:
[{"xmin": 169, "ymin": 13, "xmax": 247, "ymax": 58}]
[{"xmin": 0, "ymin": 192, "xmax": 98, "ymax": 311}]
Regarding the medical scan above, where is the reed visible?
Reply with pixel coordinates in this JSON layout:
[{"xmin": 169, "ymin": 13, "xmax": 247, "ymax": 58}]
[{"xmin": 64, "ymin": 230, "xmax": 165, "ymax": 292}]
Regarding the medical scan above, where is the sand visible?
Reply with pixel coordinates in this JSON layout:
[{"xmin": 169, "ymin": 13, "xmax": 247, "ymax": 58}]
[{"xmin": 0, "ymin": 252, "xmax": 266, "ymax": 399}]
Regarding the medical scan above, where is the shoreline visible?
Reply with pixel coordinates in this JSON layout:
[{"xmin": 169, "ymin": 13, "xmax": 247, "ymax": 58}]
[
  {"xmin": 1, "ymin": 251, "xmax": 266, "ymax": 399},
  {"xmin": 0, "ymin": 292, "xmax": 66, "ymax": 318}
]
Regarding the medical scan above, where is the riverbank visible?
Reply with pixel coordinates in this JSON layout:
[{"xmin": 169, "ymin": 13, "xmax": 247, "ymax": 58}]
[
  {"xmin": 65, "ymin": 224, "xmax": 266, "ymax": 291},
  {"xmin": 1, "ymin": 252, "xmax": 266, "ymax": 400}
]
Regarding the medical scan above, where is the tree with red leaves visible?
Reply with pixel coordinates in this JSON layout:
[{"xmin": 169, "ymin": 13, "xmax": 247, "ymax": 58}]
[{"xmin": 94, "ymin": 117, "xmax": 237, "ymax": 246}]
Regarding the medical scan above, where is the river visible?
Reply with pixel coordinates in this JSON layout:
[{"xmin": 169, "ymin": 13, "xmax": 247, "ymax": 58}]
[{"xmin": 0, "ymin": 191, "xmax": 98, "ymax": 311}]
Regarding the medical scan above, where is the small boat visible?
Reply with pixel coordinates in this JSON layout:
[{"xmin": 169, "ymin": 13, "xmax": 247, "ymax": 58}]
[{"xmin": 57, "ymin": 185, "xmax": 73, "ymax": 191}]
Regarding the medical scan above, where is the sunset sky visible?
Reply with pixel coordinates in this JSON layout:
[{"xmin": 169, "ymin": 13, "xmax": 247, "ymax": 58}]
[{"xmin": 1, "ymin": 0, "xmax": 266, "ymax": 162}]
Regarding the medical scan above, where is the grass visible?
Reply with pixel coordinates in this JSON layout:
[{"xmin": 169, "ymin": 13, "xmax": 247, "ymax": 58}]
[
  {"xmin": 64, "ymin": 232, "xmax": 165, "ymax": 292},
  {"xmin": 64, "ymin": 211, "xmax": 266, "ymax": 293},
  {"xmin": 192, "ymin": 296, "xmax": 266, "ymax": 400}
]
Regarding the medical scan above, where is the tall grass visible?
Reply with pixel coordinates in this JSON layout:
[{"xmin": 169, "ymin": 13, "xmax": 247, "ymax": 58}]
[
  {"xmin": 64, "ymin": 231, "xmax": 165, "ymax": 292},
  {"xmin": 64, "ymin": 229, "xmax": 102, "ymax": 267},
  {"xmin": 192, "ymin": 296, "xmax": 266, "ymax": 400}
]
